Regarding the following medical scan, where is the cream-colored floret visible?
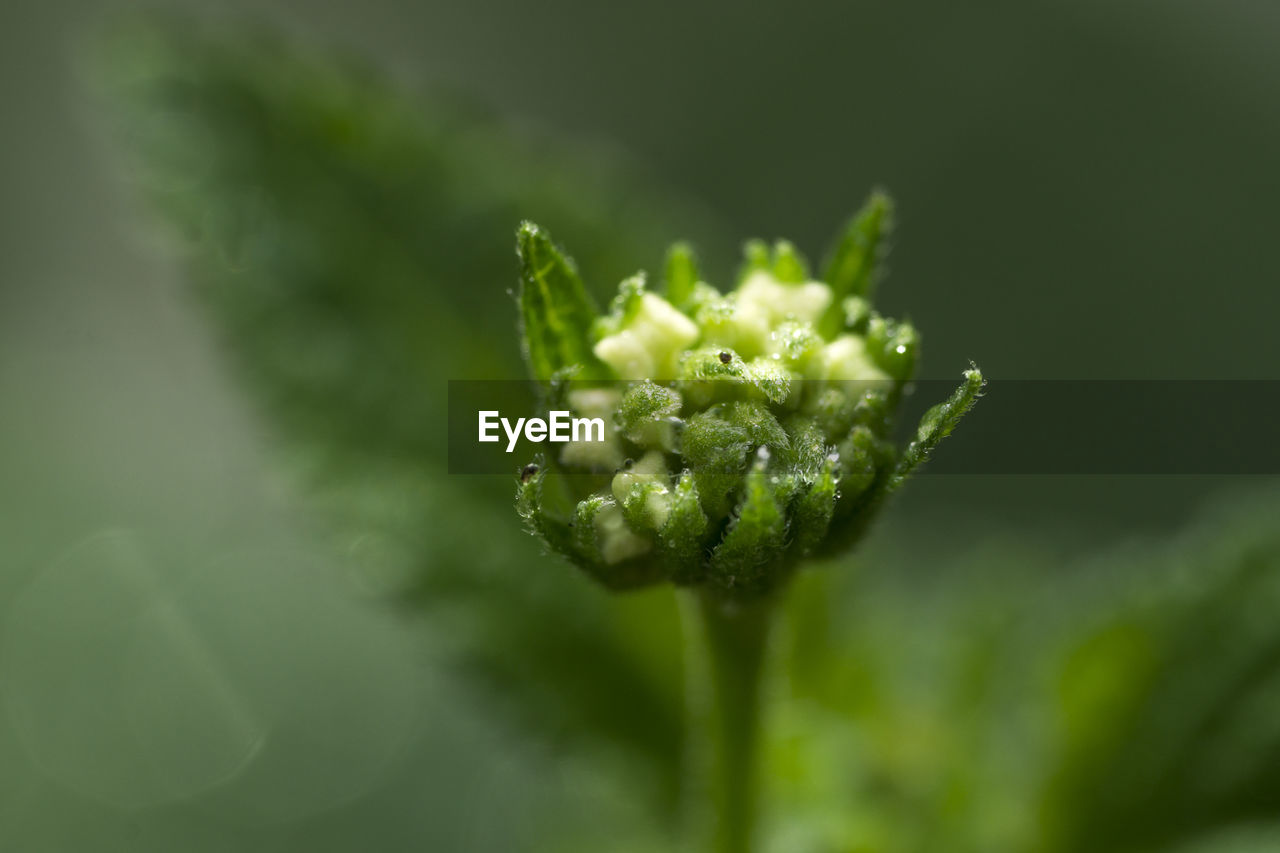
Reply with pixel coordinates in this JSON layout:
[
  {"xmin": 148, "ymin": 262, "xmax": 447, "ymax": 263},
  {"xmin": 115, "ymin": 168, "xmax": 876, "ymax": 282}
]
[
  {"xmin": 593, "ymin": 503, "xmax": 652, "ymax": 563},
  {"xmin": 559, "ymin": 388, "xmax": 624, "ymax": 469},
  {"xmin": 822, "ymin": 334, "xmax": 890, "ymax": 382},
  {"xmin": 736, "ymin": 271, "xmax": 833, "ymax": 326},
  {"xmin": 698, "ymin": 293, "xmax": 772, "ymax": 358},
  {"xmin": 610, "ymin": 450, "xmax": 673, "ymax": 529},
  {"xmin": 593, "ymin": 292, "xmax": 699, "ymax": 379},
  {"xmin": 593, "ymin": 330, "xmax": 652, "ymax": 379},
  {"xmin": 639, "ymin": 489, "xmax": 672, "ymax": 529},
  {"xmin": 702, "ymin": 272, "xmax": 833, "ymax": 358},
  {"xmin": 610, "ymin": 450, "xmax": 667, "ymax": 501}
]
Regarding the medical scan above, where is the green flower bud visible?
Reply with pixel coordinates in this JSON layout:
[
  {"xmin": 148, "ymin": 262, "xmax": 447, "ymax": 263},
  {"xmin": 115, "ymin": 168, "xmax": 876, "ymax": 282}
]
[{"xmin": 513, "ymin": 193, "xmax": 983, "ymax": 599}]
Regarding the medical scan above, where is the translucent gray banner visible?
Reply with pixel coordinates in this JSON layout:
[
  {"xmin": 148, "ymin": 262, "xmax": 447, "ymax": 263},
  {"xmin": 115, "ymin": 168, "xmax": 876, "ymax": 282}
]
[{"xmin": 446, "ymin": 380, "xmax": 1280, "ymax": 476}]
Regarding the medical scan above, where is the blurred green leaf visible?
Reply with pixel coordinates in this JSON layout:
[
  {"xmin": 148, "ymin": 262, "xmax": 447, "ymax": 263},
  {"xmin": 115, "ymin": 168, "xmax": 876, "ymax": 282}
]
[
  {"xmin": 101, "ymin": 16, "xmax": 730, "ymax": 819},
  {"xmin": 771, "ymin": 484, "xmax": 1280, "ymax": 852},
  {"xmin": 1038, "ymin": 488, "xmax": 1280, "ymax": 852}
]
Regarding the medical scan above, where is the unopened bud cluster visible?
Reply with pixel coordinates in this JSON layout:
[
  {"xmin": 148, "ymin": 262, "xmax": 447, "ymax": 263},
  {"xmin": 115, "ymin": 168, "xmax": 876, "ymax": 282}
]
[{"xmin": 515, "ymin": 194, "xmax": 982, "ymax": 598}]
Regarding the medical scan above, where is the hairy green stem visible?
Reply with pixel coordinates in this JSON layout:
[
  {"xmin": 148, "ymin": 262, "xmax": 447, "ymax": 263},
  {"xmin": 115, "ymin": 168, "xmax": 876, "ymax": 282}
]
[{"xmin": 684, "ymin": 589, "xmax": 775, "ymax": 853}]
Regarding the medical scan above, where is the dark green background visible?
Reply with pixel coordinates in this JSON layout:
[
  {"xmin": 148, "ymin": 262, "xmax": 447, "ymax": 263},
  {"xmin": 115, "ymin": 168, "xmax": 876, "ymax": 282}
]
[{"xmin": 2, "ymin": 1, "xmax": 1278, "ymax": 850}]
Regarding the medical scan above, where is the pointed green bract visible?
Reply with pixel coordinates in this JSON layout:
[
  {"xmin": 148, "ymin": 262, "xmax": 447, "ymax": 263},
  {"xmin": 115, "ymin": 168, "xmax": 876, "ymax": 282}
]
[
  {"xmin": 598, "ymin": 272, "xmax": 647, "ymax": 335},
  {"xmin": 572, "ymin": 495, "xmax": 611, "ymax": 562},
  {"xmin": 616, "ymin": 380, "xmax": 682, "ymax": 448},
  {"xmin": 792, "ymin": 459, "xmax": 838, "ymax": 556},
  {"xmin": 819, "ymin": 191, "xmax": 893, "ymax": 337},
  {"xmin": 683, "ymin": 410, "xmax": 753, "ymax": 521},
  {"xmin": 738, "ymin": 238, "xmax": 772, "ymax": 283},
  {"xmin": 659, "ymin": 472, "xmax": 709, "ymax": 584},
  {"xmin": 890, "ymin": 366, "xmax": 986, "ymax": 491},
  {"xmin": 517, "ymin": 221, "xmax": 604, "ymax": 383},
  {"xmin": 865, "ymin": 314, "xmax": 920, "ymax": 380},
  {"xmin": 709, "ymin": 467, "xmax": 789, "ymax": 595},
  {"xmin": 771, "ymin": 240, "xmax": 811, "ymax": 283},
  {"xmin": 677, "ymin": 348, "xmax": 793, "ymax": 407},
  {"xmin": 836, "ymin": 426, "xmax": 883, "ymax": 503},
  {"xmin": 663, "ymin": 241, "xmax": 700, "ymax": 311}
]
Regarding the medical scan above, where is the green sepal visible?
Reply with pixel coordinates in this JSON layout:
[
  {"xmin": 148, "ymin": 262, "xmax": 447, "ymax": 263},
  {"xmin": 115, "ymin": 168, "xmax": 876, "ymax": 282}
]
[
  {"xmin": 723, "ymin": 401, "xmax": 789, "ymax": 453},
  {"xmin": 776, "ymin": 415, "xmax": 828, "ymax": 482},
  {"xmin": 889, "ymin": 366, "xmax": 985, "ymax": 491},
  {"xmin": 620, "ymin": 481, "xmax": 668, "ymax": 534},
  {"xmin": 865, "ymin": 314, "xmax": 920, "ymax": 380},
  {"xmin": 791, "ymin": 457, "xmax": 838, "ymax": 556},
  {"xmin": 742, "ymin": 358, "xmax": 794, "ymax": 405},
  {"xmin": 592, "ymin": 272, "xmax": 647, "ymax": 340},
  {"xmin": 515, "ymin": 457, "xmax": 577, "ymax": 558},
  {"xmin": 572, "ymin": 494, "xmax": 612, "ymax": 559},
  {"xmin": 810, "ymin": 387, "xmax": 859, "ymax": 443},
  {"xmin": 568, "ymin": 495, "xmax": 664, "ymax": 589},
  {"xmin": 663, "ymin": 241, "xmax": 700, "ymax": 312},
  {"xmin": 842, "ymin": 296, "xmax": 871, "ymax": 334},
  {"xmin": 839, "ymin": 422, "xmax": 884, "ymax": 493},
  {"xmin": 818, "ymin": 191, "xmax": 893, "ymax": 337},
  {"xmin": 738, "ymin": 238, "xmax": 771, "ymax": 283},
  {"xmin": 847, "ymin": 384, "xmax": 897, "ymax": 437},
  {"xmin": 682, "ymin": 410, "xmax": 752, "ymax": 520},
  {"xmin": 771, "ymin": 240, "xmax": 810, "ymax": 283},
  {"xmin": 612, "ymin": 450, "xmax": 671, "ymax": 532},
  {"xmin": 660, "ymin": 472, "xmax": 709, "ymax": 585},
  {"xmin": 708, "ymin": 466, "xmax": 789, "ymax": 597},
  {"xmin": 677, "ymin": 348, "xmax": 793, "ymax": 407},
  {"xmin": 517, "ymin": 221, "xmax": 606, "ymax": 383},
  {"xmin": 770, "ymin": 321, "xmax": 825, "ymax": 373},
  {"xmin": 675, "ymin": 347, "xmax": 745, "ymax": 410},
  {"xmin": 616, "ymin": 380, "xmax": 683, "ymax": 449}
]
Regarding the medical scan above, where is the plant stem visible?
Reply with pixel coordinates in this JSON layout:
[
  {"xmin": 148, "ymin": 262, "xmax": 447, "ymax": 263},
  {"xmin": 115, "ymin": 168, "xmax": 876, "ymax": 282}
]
[{"xmin": 684, "ymin": 589, "xmax": 775, "ymax": 853}]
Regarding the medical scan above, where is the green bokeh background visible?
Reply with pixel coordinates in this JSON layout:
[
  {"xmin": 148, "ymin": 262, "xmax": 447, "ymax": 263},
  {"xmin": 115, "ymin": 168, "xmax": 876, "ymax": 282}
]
[{"xmin": 2, "ymin": 1, "xmax": 1278, "ymax": 850}]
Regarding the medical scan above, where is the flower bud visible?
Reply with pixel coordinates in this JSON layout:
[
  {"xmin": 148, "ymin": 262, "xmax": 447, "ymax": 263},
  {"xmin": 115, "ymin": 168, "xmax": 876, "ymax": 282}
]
[{"xmin": 514, "ymin": 194, "xmax": 983, "ymax": 598}]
